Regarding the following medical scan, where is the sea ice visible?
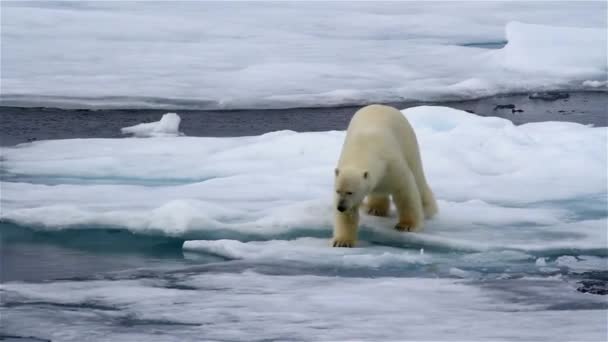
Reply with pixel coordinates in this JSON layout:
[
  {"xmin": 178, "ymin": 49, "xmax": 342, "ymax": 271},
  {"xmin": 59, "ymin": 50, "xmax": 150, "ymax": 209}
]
[
  {"xmin": 1, "ymin": 2, "xmax": 606, "ymax": 109},
  {"xmin": 121, "ymin": 112, "xmax": 183, "ymax": 137},
  {"xmin": 1, "ymin": 106, "xmax": 605, "ymax": 258}
]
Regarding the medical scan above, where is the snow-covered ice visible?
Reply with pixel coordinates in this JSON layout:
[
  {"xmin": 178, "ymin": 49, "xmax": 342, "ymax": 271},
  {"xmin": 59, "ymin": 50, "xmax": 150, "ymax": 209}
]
[
  {"xmin": 499, "ymin": 22, "xmax": 606, "ymax": 76},
  {"xmin": 584, "ymin": 80, "xmax": 608, "ymax": 88},
  {"xmin": 121, "ymin": 112, "xmax": 183, "ymax": 137},
  {"xmin": 1, "ymin": 106, "xmax": 606, "ymax": 254},
  {"xmin": 1, "ymin": 1, "xmax": 606, "ymax": 109},
  {"xmin": 183, "ymin": 238, "xmax": 431, "ymax": 268},
  {"xmin": 2, "ymin": 271, "xmax": 606, "ymax": 341},
  {"xmin": 1, "ymin": 106, "xmax": 607, "ymax": 341}
]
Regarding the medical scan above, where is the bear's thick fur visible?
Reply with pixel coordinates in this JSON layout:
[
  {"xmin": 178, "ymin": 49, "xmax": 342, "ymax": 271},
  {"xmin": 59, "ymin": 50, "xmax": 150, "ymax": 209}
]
[{"xmin": 333, "ymin": 104, "xmax": 437, "ymax": 247}]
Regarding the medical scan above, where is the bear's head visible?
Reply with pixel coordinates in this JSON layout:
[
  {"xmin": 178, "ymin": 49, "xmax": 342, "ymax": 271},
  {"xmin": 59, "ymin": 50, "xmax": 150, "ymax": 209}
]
[{"xmin": 334, "ymin": 167, "xmax": 369, "ymax": 212}]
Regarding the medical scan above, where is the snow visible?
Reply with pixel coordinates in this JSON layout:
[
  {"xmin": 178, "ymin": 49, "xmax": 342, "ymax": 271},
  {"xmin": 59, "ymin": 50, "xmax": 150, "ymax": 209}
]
[
  {"xmin": 536, "ymin": 257, "xmax": 548, "ymax": 267},
  {"xmin": 498, "ymin": 22, "xmax": 607, "ymax": 76},
  {"xmin": 1, "ymin": 1, "xmax": 606, "ymax": 109},
  {"xmin": 1, "ymin": 106, "xmax": 606, "ymax": 258},
  {"xmin": 183, "ymin": 238, "xmax": 430, "ymax": 268},
  {"xmin": 555, "ymin": 255, "xmax": 608, "ymax": 272},
  {"xmin": 1, "ymin": 272, "xmax": 606, "ymax": 341},
  {"xmin": 583, "ymin": 80, "xmax": 608, "ymax": 88},
  {"xmin": 121, "ymin": 112, "xmax": 183, "ymax": 137}
]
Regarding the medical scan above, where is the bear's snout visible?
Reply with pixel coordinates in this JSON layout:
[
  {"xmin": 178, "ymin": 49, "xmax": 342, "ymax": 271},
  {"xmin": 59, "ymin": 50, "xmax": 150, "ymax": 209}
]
[{"xmin": 337, "ymin": 202, "xmax": 347, "ymax": 212}]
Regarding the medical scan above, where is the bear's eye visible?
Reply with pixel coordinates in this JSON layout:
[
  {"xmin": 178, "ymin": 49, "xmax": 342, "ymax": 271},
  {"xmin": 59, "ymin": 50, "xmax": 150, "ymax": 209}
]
[{"xmin": 346, "ymin": 192, "xmax": 353, "ymax": 195}]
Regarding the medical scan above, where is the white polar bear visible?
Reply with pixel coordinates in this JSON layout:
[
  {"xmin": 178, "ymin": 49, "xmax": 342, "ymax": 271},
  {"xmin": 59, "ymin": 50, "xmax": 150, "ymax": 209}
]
[{"xmin": 332, "ymin": 104, "xmax": 437, "ymax": 247}]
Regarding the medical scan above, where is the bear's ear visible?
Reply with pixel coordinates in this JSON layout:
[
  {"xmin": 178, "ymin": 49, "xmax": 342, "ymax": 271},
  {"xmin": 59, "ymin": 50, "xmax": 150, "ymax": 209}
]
[
  {"xmin": 334, "ymin": 168, "xmax": 339, "ymax": 176},
  {"xmin": 363, "ymin": 171, "xmax": 369, "ymax": 179}
]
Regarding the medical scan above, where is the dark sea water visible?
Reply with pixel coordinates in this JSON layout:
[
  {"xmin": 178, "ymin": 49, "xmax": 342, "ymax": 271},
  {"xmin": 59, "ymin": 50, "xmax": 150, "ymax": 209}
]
[{"xmin": 1, "ymin": 92, "xmax": 606, "ymax": 146}]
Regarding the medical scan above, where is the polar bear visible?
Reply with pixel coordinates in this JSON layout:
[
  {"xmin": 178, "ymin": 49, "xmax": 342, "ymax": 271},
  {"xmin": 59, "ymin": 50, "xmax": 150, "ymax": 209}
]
[{"xmin": 332, "ymin": 104, "xmax": 437, "ymax": 247}]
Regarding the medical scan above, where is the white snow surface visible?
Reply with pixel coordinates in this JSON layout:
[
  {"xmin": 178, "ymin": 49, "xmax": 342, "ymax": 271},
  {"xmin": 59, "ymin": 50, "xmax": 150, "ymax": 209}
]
[
  {"xmin": 183, "ymin": 238, "xmax": 432, "ymax": 268},
  {"xmin": 1, "ymin": 106, "xmax": 606, "ymax": 256},
  {"xmin": 1, "ymin": 1, "xmax": 606, "ymax": 109},
  {"xmin": 121, "ymin": 112, "xmax": 183, "ymax": 137}
]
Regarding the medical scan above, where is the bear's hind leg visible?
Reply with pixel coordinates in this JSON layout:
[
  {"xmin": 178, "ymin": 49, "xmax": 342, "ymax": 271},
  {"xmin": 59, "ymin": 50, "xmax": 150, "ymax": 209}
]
[
  {"xmin": 392, "ymin": 167, "xmax": 424, "ymax": 232},
  {"xmin": 422, "ymin": 186, "xmax": 438, "ymax": 219},
  {"xmin": 366, "ymin": 194, "xmax": 390, "ymax": 217}
]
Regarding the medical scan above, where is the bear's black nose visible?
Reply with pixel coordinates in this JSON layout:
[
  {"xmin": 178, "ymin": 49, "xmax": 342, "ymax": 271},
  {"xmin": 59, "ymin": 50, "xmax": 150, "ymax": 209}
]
[{"xmin": 337, "ymin": 205, "xmax": 346, "ymax": 212}]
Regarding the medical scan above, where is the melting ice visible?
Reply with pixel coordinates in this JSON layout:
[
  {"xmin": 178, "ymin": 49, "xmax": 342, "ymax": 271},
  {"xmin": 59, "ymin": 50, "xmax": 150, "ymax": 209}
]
[
  {"xmin": 1, "ymin": 106, "xmax": 606, "ymax": 255},
  {"xmin": 1, "ymin": 106, "xmax": 607, "ymax": 340},
  {"xmin": 121, "ymin": 112, "xmax": 183, "ymax": 137}
]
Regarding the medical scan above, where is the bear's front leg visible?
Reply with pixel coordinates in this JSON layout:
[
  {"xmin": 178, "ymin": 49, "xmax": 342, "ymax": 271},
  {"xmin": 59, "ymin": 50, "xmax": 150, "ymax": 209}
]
[{"xmin": 332, "ymin": 208, "xmax": 359, "ymax": 247}]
